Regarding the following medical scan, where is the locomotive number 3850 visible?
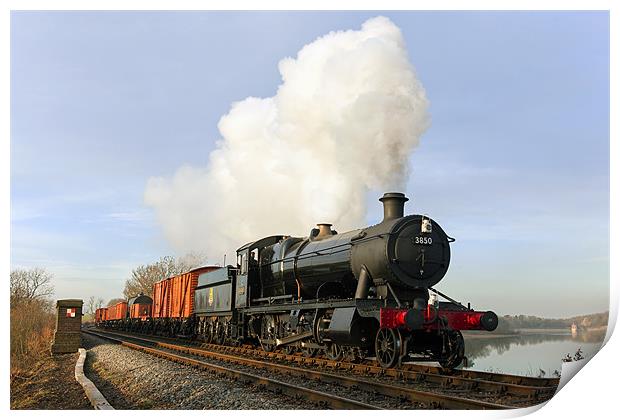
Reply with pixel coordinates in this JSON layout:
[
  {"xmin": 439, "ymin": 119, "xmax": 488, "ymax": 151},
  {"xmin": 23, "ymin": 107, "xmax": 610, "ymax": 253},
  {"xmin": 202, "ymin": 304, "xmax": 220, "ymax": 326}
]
[{"xmin": 413, "ymin": 236, "xmax": 433, "ymax": 245}]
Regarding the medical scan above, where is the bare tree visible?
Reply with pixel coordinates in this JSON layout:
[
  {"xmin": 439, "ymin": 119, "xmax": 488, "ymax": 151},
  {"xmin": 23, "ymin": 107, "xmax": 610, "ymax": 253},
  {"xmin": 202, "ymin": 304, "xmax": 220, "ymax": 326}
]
[
  {"xmin": 10, "ymin": 268, "xmax": 54, "ymax": 308},
  {"xmin": 95, "ymin": 297, "xmax": 105, "ymax": 310},
  {"xmin": 86, "ymin": 296, "xmax": 96, "ymax": 315},
  {"xmin": 123, "ymin": 253, "xmax": 207, "ymax": 299}
]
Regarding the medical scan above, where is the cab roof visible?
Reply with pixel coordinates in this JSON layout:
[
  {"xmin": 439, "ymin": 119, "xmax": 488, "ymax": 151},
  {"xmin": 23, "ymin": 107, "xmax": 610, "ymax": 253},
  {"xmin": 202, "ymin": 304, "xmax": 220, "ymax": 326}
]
[{"xmin": 236, "ymin": 235, "xmax": 285, "ymax": 253}]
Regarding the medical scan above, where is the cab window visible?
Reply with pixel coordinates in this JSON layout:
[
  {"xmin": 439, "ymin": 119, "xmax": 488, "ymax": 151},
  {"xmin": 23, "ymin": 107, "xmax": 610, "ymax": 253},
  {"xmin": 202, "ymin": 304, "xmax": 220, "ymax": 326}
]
[{"xmin": 240, "ymin": 252, "xmax": 248, "ymax": 275}]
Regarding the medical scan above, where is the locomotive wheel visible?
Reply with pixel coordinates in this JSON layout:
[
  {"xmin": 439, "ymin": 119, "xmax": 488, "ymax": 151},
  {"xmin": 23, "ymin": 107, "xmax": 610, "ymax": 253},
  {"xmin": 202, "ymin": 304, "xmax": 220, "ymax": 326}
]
[
  {"xmin": 347, "ymin": 347, "xmax": 367, "ymax": 363},
  {"xmin": 325, "ymin": 343, "xmax": 344, "ymax": 361},
  {"xmin": 301, "ymin": 341, "xmax": 318, "ymax": 358},
  {"xmin": 283, "ymin": 345, "xmax": 296, "ymax": 355},
  {"xmin": 439, "ymin": 330, "xmax": 465, "ymax": 369},
  {"xmin": 375, "ymin": 328, "xmax": 402, "ymax": 368},
  {"xmin": 260, "ymin": 315, "xmax": 276, "ymax": 353},
  {"xmin": 260, "ymin": 341, "xmax": 276, "ymax": 353}
]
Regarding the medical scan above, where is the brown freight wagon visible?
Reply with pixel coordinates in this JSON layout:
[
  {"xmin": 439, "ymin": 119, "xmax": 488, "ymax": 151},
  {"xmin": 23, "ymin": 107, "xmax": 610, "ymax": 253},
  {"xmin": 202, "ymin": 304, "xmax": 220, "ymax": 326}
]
[
  {"xmin": 95, "ymin": 307, "xmax": 108, "ymax": 323},
  {"xmin": 152, "ymin": 277, "xmax": 171, "ymax": 318},
  {"xmin": 128, "ymin": 294, "xmax": 153, "ymax": 320},
  {"xmin": 152, "ymin": 266, "xmax": 219, "ymax": 319},
  {"xmin": 107, "ymin": 301, "xmax": 128, "ymax": 321}
]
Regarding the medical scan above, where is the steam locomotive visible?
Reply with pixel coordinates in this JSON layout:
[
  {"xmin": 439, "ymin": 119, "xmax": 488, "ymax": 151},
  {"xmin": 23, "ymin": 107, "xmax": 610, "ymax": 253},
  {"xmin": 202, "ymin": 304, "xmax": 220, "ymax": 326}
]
[{"xmin": 96, "ymin": 192, "xmax": 498, "ymax": 369}]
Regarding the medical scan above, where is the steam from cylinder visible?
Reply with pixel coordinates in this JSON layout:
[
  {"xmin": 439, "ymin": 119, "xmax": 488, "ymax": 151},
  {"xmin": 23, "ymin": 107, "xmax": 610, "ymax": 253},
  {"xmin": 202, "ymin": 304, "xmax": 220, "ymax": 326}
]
[{"xmin": 145, "ymin": 16, "xmax": 430, "ymax": 257}]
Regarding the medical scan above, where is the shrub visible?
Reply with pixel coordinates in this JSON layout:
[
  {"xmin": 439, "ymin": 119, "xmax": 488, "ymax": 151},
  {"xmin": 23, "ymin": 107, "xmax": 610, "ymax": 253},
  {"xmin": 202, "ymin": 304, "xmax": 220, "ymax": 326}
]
[
  {"xmin": 10, "ymin": 268, "xmax": 55, "ymax": 379},
  {"xmin": 10, "ymin": 299, "xmax": 55, "ymax": 377}
]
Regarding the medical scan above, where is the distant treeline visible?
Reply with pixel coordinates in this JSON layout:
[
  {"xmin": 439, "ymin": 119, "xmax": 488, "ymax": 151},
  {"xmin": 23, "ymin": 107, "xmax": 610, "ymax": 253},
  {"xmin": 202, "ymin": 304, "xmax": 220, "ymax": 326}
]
[{"xmin": 495, "ymin": 312, "xmax": 609, "ymax": 333}]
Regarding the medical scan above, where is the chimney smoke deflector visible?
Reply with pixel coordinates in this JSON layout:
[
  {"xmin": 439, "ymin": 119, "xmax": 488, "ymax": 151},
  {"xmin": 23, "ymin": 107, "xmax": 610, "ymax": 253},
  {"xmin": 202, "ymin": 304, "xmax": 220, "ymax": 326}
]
[{"xmin": 380, "ymin": 192, "xmax": 409, "ymax": 222}]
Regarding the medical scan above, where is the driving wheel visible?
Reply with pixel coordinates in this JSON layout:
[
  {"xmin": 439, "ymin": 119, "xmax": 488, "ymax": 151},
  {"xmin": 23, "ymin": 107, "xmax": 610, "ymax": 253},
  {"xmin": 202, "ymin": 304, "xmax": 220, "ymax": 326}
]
[
  {"xmin": 301, "ymin": 341, "xmax": 318, "ymax": 357},
  {"xmin": 325, "ymin": 343, "xmax": 344, "ymax": 361},
  {"xmin": 260, "ymin": 315, "xmax": 276, "ymax": 352}
]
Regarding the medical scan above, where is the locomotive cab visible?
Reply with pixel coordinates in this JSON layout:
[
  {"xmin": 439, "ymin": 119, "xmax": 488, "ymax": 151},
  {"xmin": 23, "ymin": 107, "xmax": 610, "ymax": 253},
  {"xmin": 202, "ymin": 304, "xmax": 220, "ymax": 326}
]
[{"xmin": 235, "ymin": 236, "xmax": 284, "ymax": 308}]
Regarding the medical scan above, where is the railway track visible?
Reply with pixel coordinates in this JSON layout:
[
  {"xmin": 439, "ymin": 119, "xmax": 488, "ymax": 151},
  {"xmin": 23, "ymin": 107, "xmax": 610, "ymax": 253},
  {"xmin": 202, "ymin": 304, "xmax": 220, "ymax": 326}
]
[
  {"xmin": 83, "ymin": 328, "xmax": 536, "ymax": 409},
  {"xmin": 199, "ymin": 342, "xmax": 558, "ymax": 400},
  {"xmin": 85, "ymin": 328, "xmax": 557, "ymax": 401}
]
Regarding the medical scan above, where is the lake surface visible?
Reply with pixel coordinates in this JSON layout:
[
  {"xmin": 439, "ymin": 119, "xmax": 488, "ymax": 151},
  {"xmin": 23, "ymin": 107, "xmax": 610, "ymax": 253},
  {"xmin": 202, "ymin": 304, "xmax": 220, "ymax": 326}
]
[{"xmin": 460, "ymin": 329, "xmax": 606, "ymax": 377}]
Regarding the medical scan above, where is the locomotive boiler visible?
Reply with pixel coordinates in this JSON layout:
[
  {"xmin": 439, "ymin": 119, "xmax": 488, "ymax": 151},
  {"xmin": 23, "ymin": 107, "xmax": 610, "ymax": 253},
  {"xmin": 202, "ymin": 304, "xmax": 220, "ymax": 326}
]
[{"xmin": 259, "ymin": 192, "xmax": 451, "ymax": 306}]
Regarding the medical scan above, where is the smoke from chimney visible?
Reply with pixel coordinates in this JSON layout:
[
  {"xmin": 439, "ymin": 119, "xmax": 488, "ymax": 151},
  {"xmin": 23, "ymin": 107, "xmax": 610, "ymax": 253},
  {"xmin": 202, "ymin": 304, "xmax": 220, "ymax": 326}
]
[{"xmin": 144, "ymin": 16, "xmax": 430, "ymax": 257}]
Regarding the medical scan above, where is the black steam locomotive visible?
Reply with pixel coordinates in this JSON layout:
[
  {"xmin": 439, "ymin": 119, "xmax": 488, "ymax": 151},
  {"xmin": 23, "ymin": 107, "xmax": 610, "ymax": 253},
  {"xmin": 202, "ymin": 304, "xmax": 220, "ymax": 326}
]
[{"xmin": 193, "ymin": 192, "xmax": 498, "ymax": 368}]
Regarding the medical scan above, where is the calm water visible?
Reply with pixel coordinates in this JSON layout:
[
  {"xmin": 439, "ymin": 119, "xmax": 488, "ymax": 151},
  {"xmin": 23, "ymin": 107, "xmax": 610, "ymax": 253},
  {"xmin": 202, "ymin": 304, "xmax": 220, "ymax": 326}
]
[{"xmin": 460, "ymin": 329, "xmax": 606, "ymax": 377}]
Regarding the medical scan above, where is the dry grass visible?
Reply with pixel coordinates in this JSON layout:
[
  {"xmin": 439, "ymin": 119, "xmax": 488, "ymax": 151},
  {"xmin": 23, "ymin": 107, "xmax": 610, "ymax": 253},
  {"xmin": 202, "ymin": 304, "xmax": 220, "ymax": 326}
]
[
  {"xmin": 10, "ymin": 299, "xmax": 55, "ymax": 379},
  {"xmin": 11, "ymin": 352, "xmax": 92, "ymax": 409},
  {"xmin": 10, "ymin": 298, "xmax": 92, "ymax": 409}
]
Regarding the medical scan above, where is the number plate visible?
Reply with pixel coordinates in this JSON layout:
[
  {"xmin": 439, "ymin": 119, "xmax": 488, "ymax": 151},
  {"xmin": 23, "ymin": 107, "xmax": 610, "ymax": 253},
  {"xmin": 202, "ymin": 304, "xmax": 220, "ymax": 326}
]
[{"xmin": 413, "ymin": 236, "xmax": 433, "ymax": 245}]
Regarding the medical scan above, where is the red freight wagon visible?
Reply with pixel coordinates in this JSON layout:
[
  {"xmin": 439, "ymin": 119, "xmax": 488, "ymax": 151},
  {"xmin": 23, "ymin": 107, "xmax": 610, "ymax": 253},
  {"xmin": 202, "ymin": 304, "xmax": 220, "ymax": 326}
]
[
  {"xmin": 152, "ymin": 266, "xmax": 219, "ymax": 319},
  {"xmin": 107, "ymin": 301, "xmax": 128, "ymax": 321}
]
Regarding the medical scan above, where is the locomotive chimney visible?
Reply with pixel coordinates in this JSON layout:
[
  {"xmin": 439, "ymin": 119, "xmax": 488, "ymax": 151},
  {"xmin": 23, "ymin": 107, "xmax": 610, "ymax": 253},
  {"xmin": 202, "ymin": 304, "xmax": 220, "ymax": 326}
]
[
  {"xmin": 315, "ymin": 223, "xmax": 334, "ymax": 238},
  {"xmin": 379, "ymin": 192, "xmax": 409, "ymax": 222}
]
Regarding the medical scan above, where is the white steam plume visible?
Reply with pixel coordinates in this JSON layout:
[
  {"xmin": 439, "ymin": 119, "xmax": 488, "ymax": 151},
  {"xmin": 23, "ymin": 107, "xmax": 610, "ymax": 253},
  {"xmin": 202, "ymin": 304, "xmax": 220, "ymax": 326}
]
[{"xmin": 145, "ymin": 16, "xmax": 430, "ymax": 258}]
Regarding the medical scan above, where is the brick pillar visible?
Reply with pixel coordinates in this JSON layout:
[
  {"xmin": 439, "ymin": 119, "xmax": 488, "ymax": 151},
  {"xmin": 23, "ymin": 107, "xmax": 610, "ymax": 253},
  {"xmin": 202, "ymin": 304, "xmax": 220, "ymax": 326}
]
[{"xmin": 51, "ymin": 299, "xmax": 83, "ymax": 354}]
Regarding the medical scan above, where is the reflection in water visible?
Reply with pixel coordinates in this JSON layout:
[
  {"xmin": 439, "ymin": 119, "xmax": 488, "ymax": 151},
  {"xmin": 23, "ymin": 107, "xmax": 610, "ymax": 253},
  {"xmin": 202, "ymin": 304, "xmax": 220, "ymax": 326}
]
[{"xmin": 461, "ymin": 329, "xmax": 606, "ymax": 377}]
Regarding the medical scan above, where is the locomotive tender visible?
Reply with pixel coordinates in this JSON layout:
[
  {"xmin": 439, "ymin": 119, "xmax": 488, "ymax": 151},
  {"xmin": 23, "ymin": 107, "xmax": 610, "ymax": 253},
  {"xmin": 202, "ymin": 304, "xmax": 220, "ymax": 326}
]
[{"xmin": 98, "ymin": 192, "xmax": 498, "ymax": 369}]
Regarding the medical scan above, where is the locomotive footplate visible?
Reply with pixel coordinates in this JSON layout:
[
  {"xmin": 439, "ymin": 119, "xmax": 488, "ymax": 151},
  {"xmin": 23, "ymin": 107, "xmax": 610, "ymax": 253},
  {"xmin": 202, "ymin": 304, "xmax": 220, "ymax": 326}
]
[{"xmin": 238, "ymin": 297, "xmax": 382, "ymax": 315}]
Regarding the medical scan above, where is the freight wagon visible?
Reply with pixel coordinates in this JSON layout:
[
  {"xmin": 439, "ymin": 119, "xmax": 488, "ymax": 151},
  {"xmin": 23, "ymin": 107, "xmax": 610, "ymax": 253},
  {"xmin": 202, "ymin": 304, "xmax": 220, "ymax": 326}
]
[
  {"xmin": 94, "ymin": 307, "xmax": 108, "ymax": 324},
  {"xmin": 128, "ymin": 293, "xmax": 153, "ymax": 320},
  {"xmin": 151, "ymin": 266, "xmax": 220, "ymax": 336}
]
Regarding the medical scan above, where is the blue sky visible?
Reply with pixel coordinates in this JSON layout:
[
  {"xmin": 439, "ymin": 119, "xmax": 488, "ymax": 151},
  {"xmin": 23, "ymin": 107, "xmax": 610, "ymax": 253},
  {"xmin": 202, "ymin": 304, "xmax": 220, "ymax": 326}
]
[{"xmin": 10, "ymin": 11, "xmax": 609, "ymax": 317}]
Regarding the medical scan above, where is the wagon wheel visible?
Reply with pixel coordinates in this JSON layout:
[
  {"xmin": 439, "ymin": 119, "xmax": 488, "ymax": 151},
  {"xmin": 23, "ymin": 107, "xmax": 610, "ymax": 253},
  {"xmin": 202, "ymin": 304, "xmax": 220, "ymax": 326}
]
[
  {"xmin": 301, "ymin": 341, "xmax": 318, "ymax": 358},
  {"xmin": 375, "ymin": 328, "xmax": 402, "ymax": 369},
  {"xmin": 325, "ymin": 343, "xmax": 344, "ymax": 361},
  {"xmin": 439, "ymin": 330, "xmax": 465, "ymax": 369},
  {"xmin": 202, "ymin": 321, "xmax": 213, "ymax": 344}
]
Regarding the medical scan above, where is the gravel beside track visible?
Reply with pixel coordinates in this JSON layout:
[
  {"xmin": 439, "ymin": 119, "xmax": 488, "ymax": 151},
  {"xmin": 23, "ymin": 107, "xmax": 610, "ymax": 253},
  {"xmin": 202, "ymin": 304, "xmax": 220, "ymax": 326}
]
[
  {"xmin": 151, "ymin": 342, "xmax": 420, "ymax": 409},
  {"xmin": 82, "ymin": 333, "xmax": 316, "ymax": 409}
]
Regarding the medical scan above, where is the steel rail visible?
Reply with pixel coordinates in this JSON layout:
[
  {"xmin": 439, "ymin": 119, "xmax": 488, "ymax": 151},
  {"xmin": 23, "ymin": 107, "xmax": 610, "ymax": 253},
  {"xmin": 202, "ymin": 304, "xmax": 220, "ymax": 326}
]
[{"xmin": 83, "ymin": 330, "xmax": 380, "ymax": 410}]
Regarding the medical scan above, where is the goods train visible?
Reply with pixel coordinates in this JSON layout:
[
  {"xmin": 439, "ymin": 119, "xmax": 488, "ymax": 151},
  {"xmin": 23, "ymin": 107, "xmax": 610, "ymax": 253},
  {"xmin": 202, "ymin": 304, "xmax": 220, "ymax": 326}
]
[{"xmin": 95, "ymin": 192, "xmax": 498, "ymax": 369}]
